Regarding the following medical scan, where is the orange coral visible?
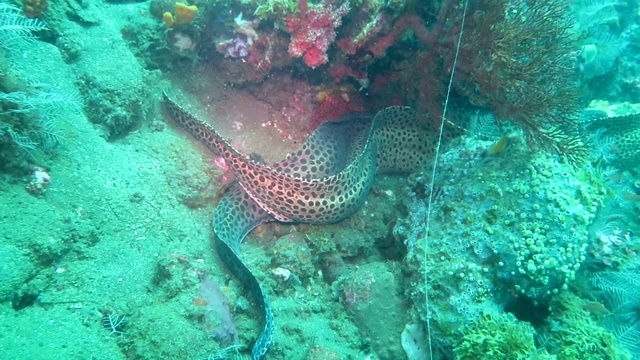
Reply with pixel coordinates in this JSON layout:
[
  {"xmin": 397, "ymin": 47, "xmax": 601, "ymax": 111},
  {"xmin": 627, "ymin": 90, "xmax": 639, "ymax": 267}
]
[
  {"xmin": 162, "ymin": 12, "xmax": 174, "ymax": 27},
  {"xmin": 163, "ymin": 2, "xmax": 197, "ymax": 28}
]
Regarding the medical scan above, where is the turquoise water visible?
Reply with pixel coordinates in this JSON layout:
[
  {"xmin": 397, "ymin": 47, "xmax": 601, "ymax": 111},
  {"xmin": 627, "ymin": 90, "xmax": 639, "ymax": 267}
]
[{"xmin": 1, "ymin": 0, "xmax": 639, "ymax": 359}]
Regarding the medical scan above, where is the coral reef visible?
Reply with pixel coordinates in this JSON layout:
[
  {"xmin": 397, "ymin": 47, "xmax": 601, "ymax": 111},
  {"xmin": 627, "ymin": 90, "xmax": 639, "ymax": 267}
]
[
  {"xmin": 393, "ymin": 128, "xmax": 604, "ymax": 352},
  {"xmin": 6, "ymin": 0, "xmax": 640, "ymax": 358}
]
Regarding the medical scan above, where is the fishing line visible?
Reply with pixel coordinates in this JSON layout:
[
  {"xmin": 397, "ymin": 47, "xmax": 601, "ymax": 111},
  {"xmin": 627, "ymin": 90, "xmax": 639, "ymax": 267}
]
[{"xmin": 422, "ymin": 0, "xmax": 469, "ymax": 358}]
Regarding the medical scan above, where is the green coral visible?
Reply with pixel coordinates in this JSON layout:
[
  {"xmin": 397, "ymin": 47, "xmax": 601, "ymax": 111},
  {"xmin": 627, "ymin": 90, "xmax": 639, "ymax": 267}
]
[{"xmin": 453, "ymin": 311, "xmax": 552, "ymax": 360}]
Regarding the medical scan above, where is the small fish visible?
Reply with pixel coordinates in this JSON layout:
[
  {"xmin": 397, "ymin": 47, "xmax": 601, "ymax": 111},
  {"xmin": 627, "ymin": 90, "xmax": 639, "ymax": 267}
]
[
  {"xmin": 581, "ymin": 301, "xmax": 610, "ymax": 316},
  {"xmin": 486, "ymin": 136, "xmax": 512, "ymax": 156}
]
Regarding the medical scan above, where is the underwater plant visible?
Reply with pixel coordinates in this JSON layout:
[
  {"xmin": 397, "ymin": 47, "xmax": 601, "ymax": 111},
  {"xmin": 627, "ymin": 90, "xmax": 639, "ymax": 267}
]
[
  {"xmin": 0, "ymin": 2, "xmax": 79, "ymax": 168},
  {"xmin": 0, "ymin": 1, "xmax": 46, "ymax": 52},
  {"xmin": 102, "ymin": 313, "xmax": 127, "ymax": 336},
  {"xmin": 454, "ymin": 0, "xmax": 584, "ymax": 161},
  {"xmin": 0, "ymin": 85, "xmax": 80, "ymax": 165},
  {"xmin": 592, "ymin": 267, "xmax": 640, "ymax": 357}
]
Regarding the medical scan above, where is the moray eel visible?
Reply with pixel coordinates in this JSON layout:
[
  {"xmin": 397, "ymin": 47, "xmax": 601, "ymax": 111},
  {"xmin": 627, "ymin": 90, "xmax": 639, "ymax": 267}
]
[
  {"xmin": 162, "ymin": 91, "xmax": 435, "ymax": 359},
  {"xmin": 586, "ymin": 112, "xmax": 640, "ymax": 168}
]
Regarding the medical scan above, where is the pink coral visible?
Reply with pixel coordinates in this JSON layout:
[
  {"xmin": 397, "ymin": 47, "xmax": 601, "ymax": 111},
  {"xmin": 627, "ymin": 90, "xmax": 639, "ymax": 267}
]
[{"xmin": 285, "ymin": 0, "xmax": 350, "ymax": 68}]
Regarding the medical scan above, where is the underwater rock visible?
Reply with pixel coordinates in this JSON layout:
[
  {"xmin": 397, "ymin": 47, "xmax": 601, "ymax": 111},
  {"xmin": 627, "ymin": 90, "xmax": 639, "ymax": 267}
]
[
  {"xmin": 79, "ymin": 70, "xmax": 153, "ymax": 140},
  {"xmin": 268, "ymin": 233, "xmax": 315, "ymax": 285},
  {"xmin": 52, "ymin": 2, "xmax": 155, "ymax": 140},
  {"xmin": 0, "ymin": 243, "xmax": 33, "ymax": 300},
  {"xmin": 337, "ymin": 262, "xmax": 406, "ymax": 360}
]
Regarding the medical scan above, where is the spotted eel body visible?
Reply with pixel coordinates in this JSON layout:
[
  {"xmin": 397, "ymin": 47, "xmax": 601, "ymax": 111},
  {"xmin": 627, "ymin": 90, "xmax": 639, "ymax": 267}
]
[{"xmin": 162, "ymin": 91, "xmax": 434, "ymax": 359}]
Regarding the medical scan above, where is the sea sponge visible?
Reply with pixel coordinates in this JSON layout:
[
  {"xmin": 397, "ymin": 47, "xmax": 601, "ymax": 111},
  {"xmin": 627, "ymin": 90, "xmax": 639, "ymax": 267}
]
[{"xmin": 162, "ymin": 2, "xmax": 197, "ymax": 28}]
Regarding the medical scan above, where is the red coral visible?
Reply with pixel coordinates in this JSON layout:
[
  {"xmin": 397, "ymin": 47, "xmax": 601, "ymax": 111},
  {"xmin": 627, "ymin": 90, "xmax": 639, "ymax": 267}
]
[
  {"xmin": 303, "ymin": 46, "xmax": 326, "ymax": 68},
  {"xmin": 285, "ymin": 0, "xmax": 350, "ymax": 68},
  {"xmin": 246, "ymin": 31, "xmax": 278, "ymax": 71}
]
